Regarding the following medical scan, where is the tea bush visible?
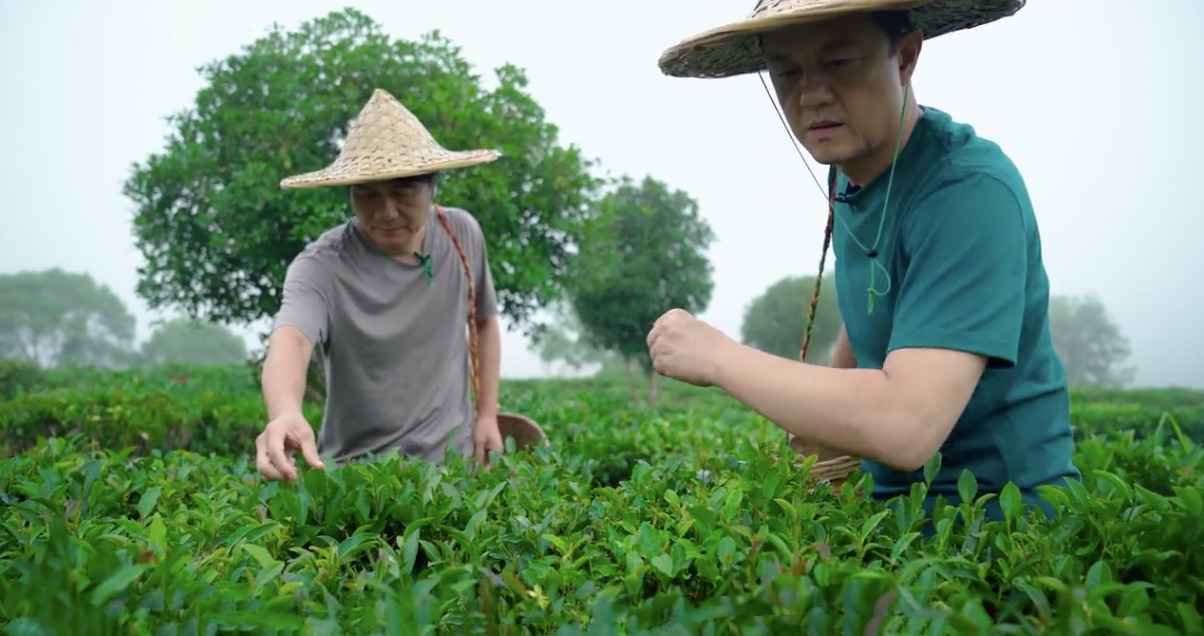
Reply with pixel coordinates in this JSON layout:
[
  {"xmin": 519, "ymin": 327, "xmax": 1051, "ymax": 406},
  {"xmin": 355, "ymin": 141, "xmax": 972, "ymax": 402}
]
[{"xmin": 0, "ymin": 365, "xmax": 1200, "ymax": 634}]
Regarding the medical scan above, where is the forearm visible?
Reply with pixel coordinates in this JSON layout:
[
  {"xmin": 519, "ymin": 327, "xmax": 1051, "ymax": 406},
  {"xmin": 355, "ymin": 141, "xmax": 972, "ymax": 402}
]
[
  {"xmin": 474, "ymin": 315, "xmax": 501, "ymax": 418},
  {"xmin": 261, "ymin": 328, "xmax": 311, "ymax": 420},
  {"xmin": 714, "ymin": 340, "xmax": 915, "ymax": 469}
]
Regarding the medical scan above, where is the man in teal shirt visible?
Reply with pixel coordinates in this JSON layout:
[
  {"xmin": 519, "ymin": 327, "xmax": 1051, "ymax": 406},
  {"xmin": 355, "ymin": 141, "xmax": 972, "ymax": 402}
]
[{"xmin": 645, "ymin": 0, "xmax": 1080, "ymax": 520}]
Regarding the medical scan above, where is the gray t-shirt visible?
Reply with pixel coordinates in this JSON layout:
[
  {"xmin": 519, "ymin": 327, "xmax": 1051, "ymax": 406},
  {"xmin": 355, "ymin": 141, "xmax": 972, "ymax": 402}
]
[{"xmin": 271, "ymin": 205, "xmax": 498, "ymax": 465}]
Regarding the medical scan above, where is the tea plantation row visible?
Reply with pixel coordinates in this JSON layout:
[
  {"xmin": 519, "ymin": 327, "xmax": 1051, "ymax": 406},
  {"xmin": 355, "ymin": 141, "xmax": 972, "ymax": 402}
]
[{"xmin": 0, "ymin": 364, "xmax": 1201, "ymax": 634}]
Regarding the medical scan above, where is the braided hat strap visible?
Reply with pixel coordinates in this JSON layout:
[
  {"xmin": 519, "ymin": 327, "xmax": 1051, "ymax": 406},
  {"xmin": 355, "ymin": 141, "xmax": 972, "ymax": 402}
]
[
  {"xmin": 433, "ymin": 204, "xmax": 480, "ymax": 420},
  {"xmin": 799, "ymin": 166, "xmax": 838, "ymax": 363}
]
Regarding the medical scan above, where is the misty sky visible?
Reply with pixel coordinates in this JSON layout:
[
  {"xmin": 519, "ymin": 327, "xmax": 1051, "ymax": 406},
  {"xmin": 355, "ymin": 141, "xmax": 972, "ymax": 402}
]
[{"xmin": 1, "ymin": 0, "xmax": 1201, "ymax": 388}]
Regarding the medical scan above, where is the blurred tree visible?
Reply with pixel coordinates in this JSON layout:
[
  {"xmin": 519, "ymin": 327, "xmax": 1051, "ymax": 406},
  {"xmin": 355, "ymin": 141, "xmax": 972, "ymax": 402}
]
[
  {"xmin": 1048, "ymin": 293, "xmax": 1136, "ymax": 388},
  {"xmin": 566, "ymin": 174, "xmax": 715, "ymax": 405},
  {"xmin": 531, "ymin": 296, "xmax": 627, "ymax": 376},
  {"xmin": 140, "ymin": 317, "xmax": 249, "ymax": 366},
  {"xmin": 0, "ymin": 268, "xmax": 136, "ymax": 369},
  {"xmin": 123, "ymin": 8, "xmax": 602, "ymax": 341},
  {"xmin": 739, "ymin": 273, "xmax": 841, "ymax": 366}
]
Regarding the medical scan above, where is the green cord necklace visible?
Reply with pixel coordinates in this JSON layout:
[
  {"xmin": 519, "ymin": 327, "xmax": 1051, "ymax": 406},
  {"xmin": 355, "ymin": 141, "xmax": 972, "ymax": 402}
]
[
  {"xmin": 415, "ymin": 251, "xmax": 434, "ymax": 287},
  {"xmin": 831, "ymin": 91, "xmax": 910, "ymax": 315}
]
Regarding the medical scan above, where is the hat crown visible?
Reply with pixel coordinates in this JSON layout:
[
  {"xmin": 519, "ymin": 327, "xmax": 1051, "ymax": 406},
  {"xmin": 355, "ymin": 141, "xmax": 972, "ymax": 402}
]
[
  {"xmin": 750, "ymin": 0, "xmax": 896, "ymax": 19},
  {"xmin": 279, "ymin": 88, "xmax": 499, "ymax": 189},
  {"xmin": 338, "ymin": 89, "xmax": 445, "ymax": 162},
  {"xmin": 751, "ymin": 0, "xmax": 820, "ymax": 19},
  {"xmin": 659, "ymin": 0, "xmax": 1025, "ymax": 79}
]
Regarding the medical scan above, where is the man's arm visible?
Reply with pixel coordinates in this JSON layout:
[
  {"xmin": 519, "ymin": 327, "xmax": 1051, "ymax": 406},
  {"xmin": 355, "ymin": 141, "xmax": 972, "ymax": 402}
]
[
  {"xmin": 715, "ymin": 344, "xmax": 985, "ymax": 470},
  {"xmin": 715, "ymin": 173, "xmax": 1027, "ymax": 471},
  {"xmin": 474, "ymin": 314, "xmax": 501, "ymax": 418},
  {"xmin": 469, "ymin": 212, "xmax": 501, "ymax": 419},
  {"xmin": 263, "ymin": 256, "xmax": 330, "ymax": 420},
  {"xmin": 262, "ymin": 326, "xmax": 313, "ymax": 421}
]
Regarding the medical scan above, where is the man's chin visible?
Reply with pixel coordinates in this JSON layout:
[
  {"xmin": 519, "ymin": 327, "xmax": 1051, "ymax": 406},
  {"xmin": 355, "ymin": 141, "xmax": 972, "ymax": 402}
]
[
  {"xmin": 800, "ymin": 142, "xmax": 845, "ymax": 165},
  {"xmin": 803, "ymin": 145, "xmax": 864, "ymax": 170},
  {"xmin": 370, "ymin": 232, "xmax": 412, "ymax": 253}
]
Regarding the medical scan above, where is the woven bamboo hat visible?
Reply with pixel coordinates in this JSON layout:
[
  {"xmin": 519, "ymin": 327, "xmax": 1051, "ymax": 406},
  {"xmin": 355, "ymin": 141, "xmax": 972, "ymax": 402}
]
[
  {"xmin": 657, "ymin": 0, "xmax": 1026, "ymax": 79},
  {"xmin": 280, "ymin": 88, "xmax": 501, "ymax": 189}
]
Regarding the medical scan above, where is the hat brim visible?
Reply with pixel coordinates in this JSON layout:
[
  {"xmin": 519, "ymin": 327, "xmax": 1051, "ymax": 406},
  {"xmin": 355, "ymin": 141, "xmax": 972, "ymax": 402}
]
[
  {"xmin": 280, "ymin": 148, "xmax": 501, "ymax": 190},
  {"xmin": 657, "ymin": 0, "xmax": 1026, "ymax": 79}
]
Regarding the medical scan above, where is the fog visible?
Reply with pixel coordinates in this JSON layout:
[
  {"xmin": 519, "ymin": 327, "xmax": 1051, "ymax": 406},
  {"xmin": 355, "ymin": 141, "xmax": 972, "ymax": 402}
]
[{"xmin": 2, "ymin": 0, "xmax": 1201, "ymax": 388}]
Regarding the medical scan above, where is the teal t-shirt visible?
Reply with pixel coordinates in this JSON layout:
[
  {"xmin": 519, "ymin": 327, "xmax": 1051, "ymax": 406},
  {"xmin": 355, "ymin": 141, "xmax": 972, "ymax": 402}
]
[{"xmin": 831, "ymin": 106, "xmax": 1081, "ymax": 521}]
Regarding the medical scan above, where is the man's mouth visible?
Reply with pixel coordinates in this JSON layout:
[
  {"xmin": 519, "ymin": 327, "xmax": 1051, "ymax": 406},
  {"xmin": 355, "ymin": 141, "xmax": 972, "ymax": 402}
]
[{"xmin": 808, "ymin": 120, "xmax": 843, "ymax": 131}]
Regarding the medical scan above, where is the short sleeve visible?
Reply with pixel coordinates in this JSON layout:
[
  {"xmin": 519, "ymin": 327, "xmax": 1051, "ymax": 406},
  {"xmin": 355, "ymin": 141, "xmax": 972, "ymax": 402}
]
[
  {"xmin": 272, "ymin": 254, "xmax": 331, "ymax": 349},
  {"xmin": 887, "ymin": 173, "xmax": 1029, "ymax": 368}
]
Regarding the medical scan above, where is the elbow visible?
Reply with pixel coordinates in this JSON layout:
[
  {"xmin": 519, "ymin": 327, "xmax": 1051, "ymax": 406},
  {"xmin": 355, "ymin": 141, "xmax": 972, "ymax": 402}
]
[
  {"xmin": 262, "ymin": 327, "xmax": 313, "ymax": 372},
  {"xmin": 868, "ymin": 409, "xmax": 949, "ymax": 473}
]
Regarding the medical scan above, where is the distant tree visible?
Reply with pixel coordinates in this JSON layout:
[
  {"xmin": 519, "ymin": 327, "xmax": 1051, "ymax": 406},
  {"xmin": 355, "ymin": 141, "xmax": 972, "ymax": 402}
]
[
  {"xmin": 1047, "ymin": 293, "xmax": 1136, "ymax": 388},
  {"xmin": 530, "ymin": 296, "xmax": 627, "ymax": 376},
  {"xmin": 122, "ymin": 8, "xmax": 601, "ymax": 341},
  {"xmin": 140, "ymin": 317, "xmax": 249, "ymax": 366},
  {"xmin": 567, "ymin": 174, "xmax": 715, "ymax": 405},
  {"xmin": 0, "ymin": 268, "xmax": 136, "ymax": 369},
  {"xmin": 740, "ymin": 273, "xmax": 840, "ymax": 366}
]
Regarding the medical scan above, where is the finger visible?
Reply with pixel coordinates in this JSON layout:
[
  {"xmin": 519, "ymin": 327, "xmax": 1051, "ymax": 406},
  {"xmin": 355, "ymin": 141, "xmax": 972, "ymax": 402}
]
[
  {"xmin": 256, "ymin": 444, "xmax": 287, "ymax": 480},
  {"xmin": 474, "ymin": 439, "xmax": 486, "ymax": 465},
  {"xmin": 265, "ymin": 427, "xmax": 296, "ymax": 480},
  {"xmin": 647, "ymin": 320, "xmax": 664, "ymax": 348},
  {"xmin": 298, "ymin": 433, "xmax": 325, "ymax": 470}
]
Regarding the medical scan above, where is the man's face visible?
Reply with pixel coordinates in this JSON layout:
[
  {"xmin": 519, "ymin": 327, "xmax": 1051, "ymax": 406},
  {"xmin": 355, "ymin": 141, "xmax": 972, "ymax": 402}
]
[
  {"xmin": 349, "ymin": 176, "xmax": 435, "ymax": 254},
  {"xmin": 761, "ymin": 15, "xmax": 920, "ymax": 170}
]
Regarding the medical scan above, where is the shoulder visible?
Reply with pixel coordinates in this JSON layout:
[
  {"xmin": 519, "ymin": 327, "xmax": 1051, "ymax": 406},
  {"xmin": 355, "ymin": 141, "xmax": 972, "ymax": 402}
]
[
  {"xmin": 911, "ymin": 107, "xmax": 1031, "ymax": 209},
  {"xmin": 437, "ymin": 205, "xmax": 487, "ymax": 243},
  {"xmin": 285, "ymin": 222, "xmax": 354, "ymax": 284},
  {"xmin": 902, "ymin": 110, "xmax": 1034, "ymax": 236}
]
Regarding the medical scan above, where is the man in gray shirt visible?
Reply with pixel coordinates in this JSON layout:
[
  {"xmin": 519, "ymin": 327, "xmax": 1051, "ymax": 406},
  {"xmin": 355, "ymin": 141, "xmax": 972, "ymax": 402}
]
[{"xmin": 254, "ymin": 88, "xmax": 506, "ymax": 481}]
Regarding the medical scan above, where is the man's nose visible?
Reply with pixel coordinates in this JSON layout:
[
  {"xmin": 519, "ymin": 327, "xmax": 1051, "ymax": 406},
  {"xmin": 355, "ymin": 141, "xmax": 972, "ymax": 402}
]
[
  {"xmin": 376, "ymin": 198, "xmax": 402, "ymax": 220},
  {"xmin": 797, "ymin": 70, "xmax": 836, "ymax": 109}
]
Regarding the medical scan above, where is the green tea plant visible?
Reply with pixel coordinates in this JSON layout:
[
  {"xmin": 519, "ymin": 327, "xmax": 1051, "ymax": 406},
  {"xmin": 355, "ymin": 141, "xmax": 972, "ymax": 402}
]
[{"xmin": 0, "ymin": 366, "xmax": 1200, "ymax": 634}]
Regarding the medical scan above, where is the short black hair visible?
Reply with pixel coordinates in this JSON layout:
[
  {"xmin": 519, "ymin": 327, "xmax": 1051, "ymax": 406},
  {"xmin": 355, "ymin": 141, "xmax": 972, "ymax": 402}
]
[
  {"xmin": 868, "ymin": 10, "xmax": 914, "ymax": 51},
  {"xmin": 347, "ymin": 171, "xmax": 440, "ymax": 193}
]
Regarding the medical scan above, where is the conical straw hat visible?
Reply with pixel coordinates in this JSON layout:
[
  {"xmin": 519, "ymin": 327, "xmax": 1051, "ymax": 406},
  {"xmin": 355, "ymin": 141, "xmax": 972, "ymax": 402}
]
[
  {"xmin": 657, "ymin": 0, "xmax": 1025, "ymax": 79},
  {"xmin": 280, "ymin": 88, "xmax": 501, "ymax": 189}
]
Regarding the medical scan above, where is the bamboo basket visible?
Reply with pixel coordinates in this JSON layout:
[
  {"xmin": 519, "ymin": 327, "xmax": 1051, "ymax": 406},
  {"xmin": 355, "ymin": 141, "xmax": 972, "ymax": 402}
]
[
  {"xmin": 497, "ymin": 412, "xmax": 549, "ymax": 450},
  {"xmin": 787, "ymin": 433, "xmax": 861, "ymax": 495}
]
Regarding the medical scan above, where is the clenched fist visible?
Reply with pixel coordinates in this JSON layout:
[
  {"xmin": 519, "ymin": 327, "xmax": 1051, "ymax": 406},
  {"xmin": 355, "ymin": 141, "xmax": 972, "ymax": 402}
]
[{"xmin": 646, "ymin": 308, "xmax": 735, "ymax": 387}]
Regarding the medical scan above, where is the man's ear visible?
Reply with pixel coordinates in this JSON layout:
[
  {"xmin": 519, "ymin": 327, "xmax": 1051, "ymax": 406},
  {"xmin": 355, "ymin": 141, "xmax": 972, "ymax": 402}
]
[{"xmin": 898, "ymin": 31, "xmax": 922, "ymax": 85}]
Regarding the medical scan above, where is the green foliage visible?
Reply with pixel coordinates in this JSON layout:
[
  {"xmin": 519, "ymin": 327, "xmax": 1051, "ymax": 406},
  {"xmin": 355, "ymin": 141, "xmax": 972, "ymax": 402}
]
[
  {"xmin": 1049, "ymin": 293, "xmax": 1136, "ymax": 388},
  {"xmin": 123, "ymin": 8, "xmax": 602, "ymax": 336},
  {"xmin": 0, "ymin": 268, "xmax": 137, "ymax": 369},
  {"xmin": 740, "ymin": 273, "xmax": 841, "ymax": 365},
  {"xmin": 567, "ymin": 174, "xmax": 716, "ymax": 373},
  {"xmin": 0, "ymin": 360, "xmax": 44, "ymax": 400},
  {"xmin": 139, "ymin": 317, "xmax": 249, "ymax": 367},
  {"xmin": 0, "ymin": 365, "xmax": 1201, "ymax": 633}
]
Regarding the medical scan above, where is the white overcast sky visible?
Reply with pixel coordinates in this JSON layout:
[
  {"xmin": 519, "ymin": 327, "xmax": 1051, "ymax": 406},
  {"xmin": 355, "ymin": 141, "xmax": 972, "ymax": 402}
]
[{"xmin": 1, "ymin": 0, "xmax": 1201, "ymax": 388}]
